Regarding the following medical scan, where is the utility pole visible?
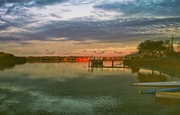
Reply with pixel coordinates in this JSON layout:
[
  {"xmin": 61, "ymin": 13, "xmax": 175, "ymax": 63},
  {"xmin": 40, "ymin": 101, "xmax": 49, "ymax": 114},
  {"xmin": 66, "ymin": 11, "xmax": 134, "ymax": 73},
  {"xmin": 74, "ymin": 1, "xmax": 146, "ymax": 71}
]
[
  {"xmin": 171, "ymin": 35, "xmax": 174, "ymax": 46},
  {"xmin": 171, "ymin": 35, "xmax": 174, "ymax": 52}
]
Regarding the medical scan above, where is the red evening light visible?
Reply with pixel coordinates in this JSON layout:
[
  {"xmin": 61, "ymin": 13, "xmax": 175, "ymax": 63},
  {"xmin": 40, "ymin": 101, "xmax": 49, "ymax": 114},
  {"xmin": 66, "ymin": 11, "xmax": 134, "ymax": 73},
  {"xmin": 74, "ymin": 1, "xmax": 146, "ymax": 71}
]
[{"xmin": 76, "ymin": 57, "xmax": 89, "ymax": 62}]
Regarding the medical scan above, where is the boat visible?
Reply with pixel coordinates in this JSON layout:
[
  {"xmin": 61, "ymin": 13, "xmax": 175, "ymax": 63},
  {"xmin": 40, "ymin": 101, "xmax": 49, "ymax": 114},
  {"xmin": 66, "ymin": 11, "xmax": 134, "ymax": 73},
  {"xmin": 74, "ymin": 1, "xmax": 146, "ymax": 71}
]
[
  {"xmin": 156, "ymin": 92, "xmax": 180, "ymax": 99},
  {"xmin": 139, "ymin": 87, "xmax": 180, "ymax": 94},
  {"xmin": 130, "ymin": 81, "xmax": 180, "ymax": 87}
]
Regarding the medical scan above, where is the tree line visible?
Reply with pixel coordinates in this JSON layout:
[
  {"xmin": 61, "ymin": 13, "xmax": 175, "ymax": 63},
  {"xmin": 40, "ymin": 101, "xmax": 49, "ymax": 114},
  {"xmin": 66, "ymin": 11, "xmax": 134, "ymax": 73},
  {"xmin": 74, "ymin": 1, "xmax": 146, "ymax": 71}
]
[{"xmin": 137, "ymin": 40, "xmax": 177, "ymax": 58}]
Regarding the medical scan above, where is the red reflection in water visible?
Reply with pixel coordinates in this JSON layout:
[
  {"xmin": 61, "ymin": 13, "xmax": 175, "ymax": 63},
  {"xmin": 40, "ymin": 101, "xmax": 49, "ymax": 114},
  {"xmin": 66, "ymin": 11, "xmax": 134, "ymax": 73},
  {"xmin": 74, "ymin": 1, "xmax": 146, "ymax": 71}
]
[{"xmin": 76, "ymin": 57, "xmax": 89, "ymax": 62}]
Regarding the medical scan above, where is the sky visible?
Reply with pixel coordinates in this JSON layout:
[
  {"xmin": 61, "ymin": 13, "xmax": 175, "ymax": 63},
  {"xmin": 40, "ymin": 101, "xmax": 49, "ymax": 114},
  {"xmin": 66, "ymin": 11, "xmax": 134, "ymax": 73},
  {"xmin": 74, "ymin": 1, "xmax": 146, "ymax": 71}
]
[{"xmin": 0, "ymin": 0, "xmax": 180, "ymax": 56}]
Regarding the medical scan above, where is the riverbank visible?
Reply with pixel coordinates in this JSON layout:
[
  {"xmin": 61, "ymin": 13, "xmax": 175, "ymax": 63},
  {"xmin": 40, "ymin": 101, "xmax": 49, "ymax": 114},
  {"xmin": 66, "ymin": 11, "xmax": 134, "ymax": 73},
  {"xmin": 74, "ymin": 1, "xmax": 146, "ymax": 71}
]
[
  {"xmin": 0, "ymin": 52, "xmax": 26, "ymax": 70},
  {"xmin": 123, "ymin": 58, "xmax": 180, "ymax": 72}
]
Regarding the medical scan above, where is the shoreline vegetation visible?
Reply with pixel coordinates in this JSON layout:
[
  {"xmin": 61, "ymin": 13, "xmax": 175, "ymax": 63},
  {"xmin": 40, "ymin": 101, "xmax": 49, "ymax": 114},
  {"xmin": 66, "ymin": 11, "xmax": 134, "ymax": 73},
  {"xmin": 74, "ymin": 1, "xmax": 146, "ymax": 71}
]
[
  {"xmin": 124, "ymin": 58, "xmax": 180, "ymax": 68},
  {"xmin": 0, "ymin": 52, "xmax": 26, "ymax": 70},
  {"xmin": 123, "ymin": 58, "xmax": 180, "ymax": 73},
  {"xmin": 123, "ymin": 39, "xmax": 180, "ymax": 77},
  {"xmin": 25, "ymin": 56, "xmax": 77, "ymax": 63},
  {"xmin": 1, "ymin": 39, "xmax": 180, "ymax": 73}
]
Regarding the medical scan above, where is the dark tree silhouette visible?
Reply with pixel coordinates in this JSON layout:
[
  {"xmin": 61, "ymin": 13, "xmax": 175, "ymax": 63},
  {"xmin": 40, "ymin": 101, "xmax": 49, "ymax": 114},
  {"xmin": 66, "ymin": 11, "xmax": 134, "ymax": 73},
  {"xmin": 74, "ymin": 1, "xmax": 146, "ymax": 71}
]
[{"xmin": 137, "ymin": 40, "xmax": 172, "ymax": 57}]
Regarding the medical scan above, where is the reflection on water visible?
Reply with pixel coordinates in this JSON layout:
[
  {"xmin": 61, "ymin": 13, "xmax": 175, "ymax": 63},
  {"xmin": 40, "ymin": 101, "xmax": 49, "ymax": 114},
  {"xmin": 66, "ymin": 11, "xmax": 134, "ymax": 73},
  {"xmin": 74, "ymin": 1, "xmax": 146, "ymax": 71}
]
[
  {"xmin": 0, "ymin": 62, "xmax": 180, "ymax": 114},
  {"xmin": 0, "ymin": 59, "xmax": 26, "ymax": 71},
  {"xmin": 137, "ymin": 71, "xmax": 167, "ymax": 82},
  {"xmin": 155, "ymin": 97, "xmax": 180, "ymax": 106}
]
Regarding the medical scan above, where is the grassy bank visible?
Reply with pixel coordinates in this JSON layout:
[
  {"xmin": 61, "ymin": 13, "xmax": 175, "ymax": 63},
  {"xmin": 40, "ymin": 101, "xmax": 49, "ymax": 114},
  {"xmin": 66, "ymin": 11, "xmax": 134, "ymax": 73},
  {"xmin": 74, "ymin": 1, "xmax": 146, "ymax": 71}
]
[{"xmin": 123, "ymin": 58, "xmax": 180, "ymax": 70}]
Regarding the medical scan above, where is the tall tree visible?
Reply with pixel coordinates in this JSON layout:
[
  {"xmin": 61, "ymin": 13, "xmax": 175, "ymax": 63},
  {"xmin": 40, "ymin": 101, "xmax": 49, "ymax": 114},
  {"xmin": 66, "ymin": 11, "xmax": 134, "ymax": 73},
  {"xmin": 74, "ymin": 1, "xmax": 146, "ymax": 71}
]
[{"xmin": 137, "ymin": 40, "xmax": 172, "ymax": 57}]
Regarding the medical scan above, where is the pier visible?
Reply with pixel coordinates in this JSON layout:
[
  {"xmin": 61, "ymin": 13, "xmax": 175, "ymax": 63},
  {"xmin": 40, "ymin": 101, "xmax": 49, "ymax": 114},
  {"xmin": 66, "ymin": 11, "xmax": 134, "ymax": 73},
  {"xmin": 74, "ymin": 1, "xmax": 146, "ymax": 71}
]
[
  {"xmin": 88, "ymin": 56, "xmax": 128, "ymax": 69},
  {"xmin": 25, "ymin": 56, "xmax": 130, "ymax": 70}
]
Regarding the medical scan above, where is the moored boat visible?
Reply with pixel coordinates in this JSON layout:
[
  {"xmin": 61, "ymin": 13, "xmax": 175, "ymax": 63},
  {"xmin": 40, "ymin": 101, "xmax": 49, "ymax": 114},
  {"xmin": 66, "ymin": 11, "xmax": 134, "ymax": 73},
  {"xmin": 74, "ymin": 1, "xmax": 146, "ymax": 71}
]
[
  {"xmin": 156, "ymin": 92, "xmax": 180, "ymax": 99},
  {"xmin": 130, "ymin": 81, "xmax": 180, "ymax": 87}
]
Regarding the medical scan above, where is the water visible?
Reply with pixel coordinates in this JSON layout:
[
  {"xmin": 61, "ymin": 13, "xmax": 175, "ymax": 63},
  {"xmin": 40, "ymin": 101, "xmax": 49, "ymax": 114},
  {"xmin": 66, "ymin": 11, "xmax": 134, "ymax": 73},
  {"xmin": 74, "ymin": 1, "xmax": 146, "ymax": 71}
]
[{"xmin": 0, "ymin": 62, "xmax": 180, "ymax": 115}]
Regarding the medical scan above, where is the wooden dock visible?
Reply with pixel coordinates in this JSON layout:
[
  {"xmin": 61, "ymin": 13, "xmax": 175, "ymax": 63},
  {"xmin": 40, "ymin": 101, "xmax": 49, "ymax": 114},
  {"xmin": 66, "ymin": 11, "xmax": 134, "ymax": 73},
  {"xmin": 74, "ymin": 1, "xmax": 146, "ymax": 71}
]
[{"xmin": 88, "ymin": 56, "xmax": 128, "ymax": 68}]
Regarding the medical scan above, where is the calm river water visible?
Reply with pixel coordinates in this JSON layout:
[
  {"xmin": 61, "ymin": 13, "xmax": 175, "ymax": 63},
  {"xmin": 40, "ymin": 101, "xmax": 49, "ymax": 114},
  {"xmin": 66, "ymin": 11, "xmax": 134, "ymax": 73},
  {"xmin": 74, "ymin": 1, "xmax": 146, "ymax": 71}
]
[{"xmin": 0, "ymin": 62, "xmax": 180, "ymax": 115}]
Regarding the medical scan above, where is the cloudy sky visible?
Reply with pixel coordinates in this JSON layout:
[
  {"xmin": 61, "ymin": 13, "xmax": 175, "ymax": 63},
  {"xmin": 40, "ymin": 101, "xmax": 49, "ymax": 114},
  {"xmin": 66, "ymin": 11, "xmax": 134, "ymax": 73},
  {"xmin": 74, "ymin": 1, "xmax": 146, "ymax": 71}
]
[{"xmin": 0, "ymin": 0, "xmax": 180, "ymax": 56}]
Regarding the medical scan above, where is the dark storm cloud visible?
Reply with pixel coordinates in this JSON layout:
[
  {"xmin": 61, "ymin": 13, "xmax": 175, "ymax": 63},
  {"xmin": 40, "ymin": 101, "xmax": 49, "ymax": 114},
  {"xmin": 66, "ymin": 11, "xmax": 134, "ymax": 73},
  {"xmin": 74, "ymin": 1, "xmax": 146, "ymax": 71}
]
[
  {"xmin": 0, "ymin": 35, "xmax": 26, "ymax": 41},
  {"xmin": 1, "ymin": 0, "xmax": 180, "ymax": 43},
  {"xmin": 1, "ymin": 0, "xmax": 67, "ymax": 4},
  {"xmin": 94, "ymin": 0, "xmax": 180, "ymax": 16},
  {"xmin": 0, "ymin": 23, "xmax": 10, "ymax": 30},
  {"xmin": 18, "ymin": 16, "xmax": 179, "ymax": 42},
  {"xmin": 1, "ymin": 16, "xmax": 179, "ymax": 42}
]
